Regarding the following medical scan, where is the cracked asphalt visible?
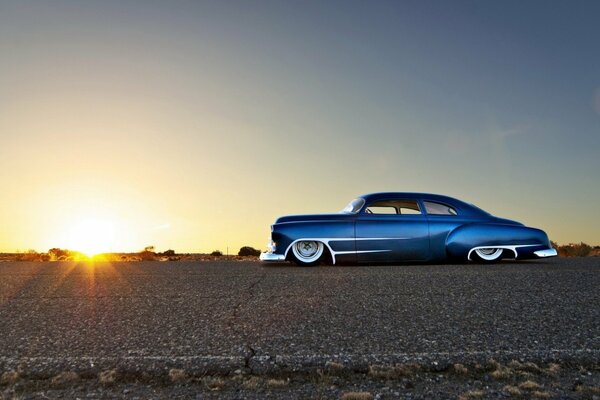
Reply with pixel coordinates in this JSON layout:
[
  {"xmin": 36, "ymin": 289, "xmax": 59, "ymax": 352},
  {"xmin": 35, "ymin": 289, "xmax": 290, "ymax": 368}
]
[{"xmin": 1, "ymin": 258, "xmax": 599, "ymax": 398}]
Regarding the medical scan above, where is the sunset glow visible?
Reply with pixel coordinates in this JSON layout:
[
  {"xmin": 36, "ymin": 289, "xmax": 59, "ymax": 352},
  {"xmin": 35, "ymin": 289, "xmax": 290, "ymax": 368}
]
[
  {"xmin": 65, "ymin": 218, "xmax": 116, "ymax": 256},
  {"xmin": 0, "ymin": 1, "xmax": 599, "ymax": 253}
]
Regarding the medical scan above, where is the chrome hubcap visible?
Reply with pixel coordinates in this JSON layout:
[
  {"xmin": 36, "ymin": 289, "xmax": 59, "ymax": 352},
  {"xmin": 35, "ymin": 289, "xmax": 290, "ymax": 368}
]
[
  {"xmin": 474, "ymin": 247, "xmax": 503, "ymax": 261},
  {"xmin": 296, "ymin": 241, "xmax": 319, "ymax": 257},
  {"xmin": 478, "ymin": 248, "xmax": 497, "ymax": 255}
]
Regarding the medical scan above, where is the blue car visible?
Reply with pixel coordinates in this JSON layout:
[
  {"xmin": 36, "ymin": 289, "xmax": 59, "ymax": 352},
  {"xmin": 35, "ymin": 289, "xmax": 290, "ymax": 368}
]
[{"xmin": 259, "ymin": 192, "xmax": 557, "ymax": 266}]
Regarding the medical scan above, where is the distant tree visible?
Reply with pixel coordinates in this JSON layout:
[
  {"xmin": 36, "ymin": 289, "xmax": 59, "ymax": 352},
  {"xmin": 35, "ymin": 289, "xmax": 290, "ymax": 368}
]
[
  {"xmin": 144, "ymin": 246, "xmax": 155, "ymax": 253},
  {"xmin": 211, "ymin": 250, "xmax": 223, "ymax": 257},
  {"xmin": 161, "ymin": 249, "xmax": 176, "ymax": 256},
  {"xmin": 48, "ymin": 248, "xmax": 69, "ymax": 261},
  {"xmin": 238, "ymin": 246, "xmax": 261, "ymax": 257}
]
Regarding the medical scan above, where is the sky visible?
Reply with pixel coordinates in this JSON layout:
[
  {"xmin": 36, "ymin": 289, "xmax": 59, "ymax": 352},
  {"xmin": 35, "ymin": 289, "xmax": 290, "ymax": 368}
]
[{"xmin": 1, "ymin": 0, "xmax": 599, "ymax": 253}]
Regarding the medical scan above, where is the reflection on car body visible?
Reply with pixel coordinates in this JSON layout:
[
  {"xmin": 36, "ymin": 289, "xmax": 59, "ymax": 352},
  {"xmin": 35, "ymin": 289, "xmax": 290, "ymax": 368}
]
[{"xmin": 260, "ymin": 192, "xmax": 557, "ymax": 266}]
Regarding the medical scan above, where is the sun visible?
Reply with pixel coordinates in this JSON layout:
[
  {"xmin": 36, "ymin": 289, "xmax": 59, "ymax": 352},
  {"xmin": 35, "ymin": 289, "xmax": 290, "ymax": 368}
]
[{"xmin": 67, "ymin": 218, "xmax": 116, "ymax": 256}]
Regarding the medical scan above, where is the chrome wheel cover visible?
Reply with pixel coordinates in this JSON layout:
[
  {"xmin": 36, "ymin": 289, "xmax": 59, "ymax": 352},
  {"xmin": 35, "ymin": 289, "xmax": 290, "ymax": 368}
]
[
  {"xmin": 474, "ymin": 248, "xmax": 503, "ymax": 261},
  {"xmin": 292, "ymin": 241, "xmax": 324, "ymax": 264}
]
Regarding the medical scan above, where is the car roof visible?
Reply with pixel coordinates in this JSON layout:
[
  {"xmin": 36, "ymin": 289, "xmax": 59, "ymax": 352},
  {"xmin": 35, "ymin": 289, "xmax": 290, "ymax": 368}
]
[{"xmin": 357, "ymin": 192, "xmax": 489, "ymax": 216}]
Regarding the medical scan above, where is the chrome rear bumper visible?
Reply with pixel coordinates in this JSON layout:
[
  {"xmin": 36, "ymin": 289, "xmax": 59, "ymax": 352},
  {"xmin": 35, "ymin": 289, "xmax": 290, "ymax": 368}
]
[
  {"xmin": 259, "ymin": 252, "xmax": 286, "ymax": 262},
  {"xmin": 534, "ymin": 248, "xmax": 558, "ymax": 258}
]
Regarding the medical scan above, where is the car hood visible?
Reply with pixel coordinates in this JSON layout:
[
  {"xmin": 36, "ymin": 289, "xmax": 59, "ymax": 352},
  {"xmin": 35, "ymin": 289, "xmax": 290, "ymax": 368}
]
[{"xmin": 275, "ymin": 213, "xmax": 352, "ymax": 224}]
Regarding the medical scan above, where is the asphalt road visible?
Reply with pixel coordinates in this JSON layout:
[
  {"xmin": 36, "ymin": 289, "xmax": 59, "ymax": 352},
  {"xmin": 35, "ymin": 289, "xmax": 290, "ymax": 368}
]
[{"xmin": 1, "ymin": 258, "xmax": 599, "ymax": 398}]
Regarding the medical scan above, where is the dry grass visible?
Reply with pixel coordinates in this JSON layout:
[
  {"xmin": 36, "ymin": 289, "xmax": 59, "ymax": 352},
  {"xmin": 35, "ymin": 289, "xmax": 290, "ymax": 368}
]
[
  {"xmin": 368, "ymin": 363, "xmax": 421, "ymax": 379},
  {"xmin": 266, "ymin": 378, "xmax": 288, "ymax": 388},
  {"xmin": 326, "ymin": 361, "xmax": 346, "ymax": 375},
  {"xmin": 452, "ymin": 363, "xmax": 469, "ymax": 375},
  {"xmin": 531, "ymin": 391, "xmax": 551, "ymax": 398},
  {"xmin": 168, "ymin": 368, "xmax": 187, "ymax": 383},
  {"xmin": 50, "ymin": 371, "xmax": 79, "ymax": 387},
  {"xmin": 546, "ymin": 363, "xmax": 560, "ymax": 375},
  {"xmin": 98, "ymin": 369, "xmax": 117, "ymax": 384},
  {"xmin": 0, "ymin": 393, "xmax": 24, "ymax": 400},
  {"xmin": 517, "ymin": 371, "xmax": 534, "ymax": 379},
  {"xmin": 242, "ymin": 376, "xmax": 261, "ymax": 390},
  {"xmin": 204, "ymin": 377, "xmax": 225, "ymax": 391},
  {"xmin": 491, "ymin": 367, "xmax": 512, "ymax": 380},
  {"xmin": 340, "ymin": 392, "xmax": 374, "ymax": 400},
  {"xmin": 575, "ymin": 384, "xmax": 600, "ymax": 395},
  {"xmin": 458, "ymin": 390, "xmax": 485, "ymax": 399},
  {"xmin": 503, "ymin": 385, "xmax": 522, "ymax": 396},
  {"xmin": 519, "ymin": 380, "xmax": 541, "ymax": 391},
  {"xmin": 0, "ymin": 370, "xmax": 20, "ymax": 385},
  {"xmin": 508, "ymin": 360, "xmax": 523, "ymax": 369},
  {"xmin": 520, "ymin": 362, "xmax": 541, "ymax": 373}
]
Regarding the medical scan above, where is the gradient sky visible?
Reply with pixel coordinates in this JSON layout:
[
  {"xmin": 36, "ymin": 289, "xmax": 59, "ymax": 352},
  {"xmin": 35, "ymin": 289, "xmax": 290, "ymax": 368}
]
[{"xmin": 1, "ymin": 0, "xmax": 599, "ymax": 253}]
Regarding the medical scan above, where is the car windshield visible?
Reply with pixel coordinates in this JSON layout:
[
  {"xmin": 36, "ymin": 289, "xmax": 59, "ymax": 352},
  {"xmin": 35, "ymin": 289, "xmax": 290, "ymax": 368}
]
[{"xmin": 341, "ymin": 198, "xmax": 365, "ymax": 214}]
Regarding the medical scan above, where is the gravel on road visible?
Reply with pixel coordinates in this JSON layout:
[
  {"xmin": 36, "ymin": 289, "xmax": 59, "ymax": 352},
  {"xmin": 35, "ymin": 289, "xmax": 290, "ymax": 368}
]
[{"xmin": 0, "ymin": 258, "xmax": 599, "ymax": 399}]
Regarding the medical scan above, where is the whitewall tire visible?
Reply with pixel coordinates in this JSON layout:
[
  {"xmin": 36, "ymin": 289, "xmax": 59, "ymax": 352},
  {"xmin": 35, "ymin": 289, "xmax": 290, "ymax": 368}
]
[
  {"xmin": 291, "ymin": 240, "xmax": 324, "ymax": 266},
  {"xmin": 473, "ymin": 248, "xmax": 503, "ymax": 262}
]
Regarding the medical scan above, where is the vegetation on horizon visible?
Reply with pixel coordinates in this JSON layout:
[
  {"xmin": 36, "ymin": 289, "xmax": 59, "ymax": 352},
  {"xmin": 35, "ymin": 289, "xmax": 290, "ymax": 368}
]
[
  {"xmin": 1, "ymin": 245, "xmax": 264, "ymax": 262},
  {"xmin": 1, "ymin": 243, "xmax": 598, "ymax": 262}
]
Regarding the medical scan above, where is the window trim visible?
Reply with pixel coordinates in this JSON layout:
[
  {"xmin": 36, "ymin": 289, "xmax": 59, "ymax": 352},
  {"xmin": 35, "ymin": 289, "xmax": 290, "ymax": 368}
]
[{"xmin": 362, "ymin": 198, "xmax": 424, "ymax": 216}]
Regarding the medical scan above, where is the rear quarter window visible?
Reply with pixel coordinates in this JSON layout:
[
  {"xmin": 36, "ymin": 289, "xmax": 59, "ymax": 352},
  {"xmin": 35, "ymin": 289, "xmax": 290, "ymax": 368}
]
[{"xmin": 424, "ymin": 201, "xmax": 457, "ymax": 216}]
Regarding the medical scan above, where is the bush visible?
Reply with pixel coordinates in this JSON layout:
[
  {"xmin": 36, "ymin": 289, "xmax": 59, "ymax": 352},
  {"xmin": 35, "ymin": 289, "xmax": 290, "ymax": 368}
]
[
  {"xmin": 48, "ymin": 248, "xmax": 70, "ymax": 261},
  {"xmin": 161, "ymin": 249, "xmax": 176, "ymax": 256},
  {"xmin": 238, "ymin": 246, "xmax": 261, "ymax": 257},
  {"xmin": 211, "ymin": 250, "xmax": 223, "ymax": 257},
  {"xmin": 138, "ymin": 251, "xmax": 156, "ymax": 261},
  {"xmin": 556, "ymin": 242, "xmax": 592, "ymax": 257}
]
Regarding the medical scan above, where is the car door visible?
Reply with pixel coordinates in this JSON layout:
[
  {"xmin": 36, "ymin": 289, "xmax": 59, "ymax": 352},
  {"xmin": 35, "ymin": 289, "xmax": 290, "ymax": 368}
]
[{"xmin": 355, "ymin": 198, "xmax": 430, "ymax": 263}]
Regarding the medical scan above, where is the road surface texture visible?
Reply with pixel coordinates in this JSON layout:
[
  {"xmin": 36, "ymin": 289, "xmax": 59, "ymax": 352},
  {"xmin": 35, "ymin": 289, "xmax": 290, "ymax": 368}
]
[{"xmin": 0, "ymin": 258, "xmax": 599, "ymax": 399}]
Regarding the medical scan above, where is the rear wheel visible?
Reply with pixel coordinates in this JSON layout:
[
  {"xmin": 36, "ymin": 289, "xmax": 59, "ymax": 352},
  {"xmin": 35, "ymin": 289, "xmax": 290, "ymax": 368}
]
[
  {"xmin": 290, "ymin": 240, "xmax": 324, "ymax": 266},
  {"xmin": 472, "ymin": 248, "xmax": 503, "ymax": 262}
]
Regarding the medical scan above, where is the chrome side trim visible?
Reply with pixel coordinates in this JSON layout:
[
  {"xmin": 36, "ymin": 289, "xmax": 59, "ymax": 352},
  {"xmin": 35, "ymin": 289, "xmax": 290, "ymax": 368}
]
[
  {"xmin": 467, "ymin": 244, "xmax": 540, "ymax": 261},
  {"xmin": 534, "ymin": 248, "xmax": 558, "ymax": 258},
  {"xmin": 284, "ymin": 237, "xmax": 407, "ymax": 265}
]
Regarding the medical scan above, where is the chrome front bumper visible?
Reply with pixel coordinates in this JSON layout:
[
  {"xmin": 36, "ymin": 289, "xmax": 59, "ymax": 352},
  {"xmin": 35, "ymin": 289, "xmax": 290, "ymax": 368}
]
[
  {"xmin": 534, "ymin": 248, "xmax": 558, "ymax": 258},
  {"xmin": 259, "ymin": 252, "xmax": 286, "ymax": 262}
]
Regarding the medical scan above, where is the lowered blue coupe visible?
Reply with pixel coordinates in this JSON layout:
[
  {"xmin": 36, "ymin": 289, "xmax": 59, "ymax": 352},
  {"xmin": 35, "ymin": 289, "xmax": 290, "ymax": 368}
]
[{"xmin": 260, "ymin": 192, "xmax": 557, "ymax": 266}]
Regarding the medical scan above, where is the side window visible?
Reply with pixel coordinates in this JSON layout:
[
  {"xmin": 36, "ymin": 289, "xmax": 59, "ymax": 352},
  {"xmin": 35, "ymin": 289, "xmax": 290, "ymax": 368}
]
[
  {"xmin": 424, "ymin": 201, "xmax": 457, "ymax": 216},
  {"xmin": 365, "ymin": 199, "xmax": 422, "ymax": 215}
]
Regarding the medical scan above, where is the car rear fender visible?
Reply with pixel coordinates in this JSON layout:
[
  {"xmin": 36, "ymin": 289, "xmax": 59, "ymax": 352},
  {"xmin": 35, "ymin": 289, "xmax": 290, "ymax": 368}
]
[{"xmin": 445, "ymin": 223, "xmax": 550, "ymax": 259}]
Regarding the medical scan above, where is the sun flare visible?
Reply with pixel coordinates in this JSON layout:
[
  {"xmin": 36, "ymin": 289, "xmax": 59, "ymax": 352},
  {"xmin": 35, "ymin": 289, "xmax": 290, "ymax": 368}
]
[{"xmin": 66, "ymin": 218, "xmax": 116, "ymax": 256}]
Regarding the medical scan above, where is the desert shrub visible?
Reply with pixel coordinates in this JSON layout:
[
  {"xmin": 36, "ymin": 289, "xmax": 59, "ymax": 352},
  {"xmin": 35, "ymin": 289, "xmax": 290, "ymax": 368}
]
[
  {"xmin": 238, "ymin": 246, "xmax": 261, "ymax": 257},
  {"xmin": 161, "ymin": 249, "xmax": 176, "ymax": 256},
  {"xmin": 48, "ymin": 248, "xmax": 70, "ymax": 261},
  {"xmin": 138, "ymin": 251, "xmax": 156, "ymax": 261},
  {"xmin": 211, "ymin": 250, "xmax": 223, "ymax": 257},
  {"xmin": 556, "ymin": 242, "xmax": 592, "ymax": 257},
  {"xmin": 17, "ymin": 251, "xmax": 43, "ymax": 261}
]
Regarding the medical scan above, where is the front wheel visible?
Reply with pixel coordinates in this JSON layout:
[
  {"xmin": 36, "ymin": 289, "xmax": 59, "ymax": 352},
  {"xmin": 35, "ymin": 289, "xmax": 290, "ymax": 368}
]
[
  {"xmin": 290, "ymin": 240, "xmax": 324, "ymax": 266},
  {"xmin": 472, "ymin": 248, "xmax": 504, "ymax": 262}
]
